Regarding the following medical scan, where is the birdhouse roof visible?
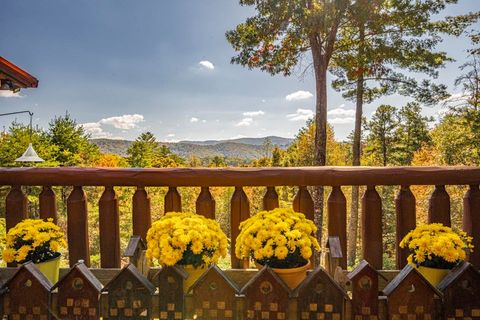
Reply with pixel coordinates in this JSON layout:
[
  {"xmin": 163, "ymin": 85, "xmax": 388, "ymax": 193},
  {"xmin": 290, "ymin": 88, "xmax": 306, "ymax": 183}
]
[
  {"xmin": 382, "ymin": 265, "xmax": 442, "ymax": 297},
  {"xmin": 348, "ymin": 260, "xmax": 378, "ymax": 280},
  {"xmin": 240, "ymin": 266, "xmax": 291, "ymax": 295},
  {"xmin": 124, "ymin": 236, "xmax": 146, "ymax": 257},
  {"xmin": 152, "ymin": 265, "xmax": 189, "ymax": 286},
  {"xmin": 437, "ymin": 262, "xmax": 480, "ymax": 291},
  {"xmin": 103, "ymin": 263, "xmax": 155, "ymax": 294},
  {"xmin": 292, "ymin": 266, "xmax": 349, "ymax": 299},
  {"xmin": 52, "ymin": 261, "xmax": 103, "ymax": 292},
  {"xmin": 4, "ymin": 261, "xmax": 52, "ymax": 291},
  {"xmin": 190, "ymin": 265, "xmax": 240, "ymax": 293}
]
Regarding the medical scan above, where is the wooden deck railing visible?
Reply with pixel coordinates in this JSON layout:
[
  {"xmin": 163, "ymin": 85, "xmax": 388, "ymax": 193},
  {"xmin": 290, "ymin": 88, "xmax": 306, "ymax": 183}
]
[{"xmin": 1, "ymin": 166, "xmax": 480, "ymax": 269}]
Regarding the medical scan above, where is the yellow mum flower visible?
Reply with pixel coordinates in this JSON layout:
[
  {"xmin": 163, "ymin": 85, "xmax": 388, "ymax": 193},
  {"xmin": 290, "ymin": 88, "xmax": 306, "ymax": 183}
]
[
  {"xmin": 400, "ymin": 223, "xmax": 473, "ymax": 268},
  {"xmin": 236, "ymin": 208, "xmax": 320, "ymax": 268},
  {"xmin": 3, "ymin": 218, "xmax": 66, "ymax": 264},
  {"xmin": 146, "ymin": 212, "xmax": 228, "ymax": 267}
]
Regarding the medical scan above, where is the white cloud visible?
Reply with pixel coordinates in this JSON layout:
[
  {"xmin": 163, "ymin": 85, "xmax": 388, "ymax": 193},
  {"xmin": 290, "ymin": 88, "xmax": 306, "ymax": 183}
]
[
  {"xmin": 80, "ymin": 122, "xmax": 112, "ymax": 139},
  {"xmin": 329, "ymin": 117, "xmax": 355, "ymax": 124},
  {"xmin": 230, "ymin": 134, "xmax": 247, "ymax": 139},
  {"xmin": 326, "ymin": 104, "xmax": 355, "ymax": 124},
  {"xmin": 243, "ymin": 110, "xmax": 265, "ymax": 117},
  {"xmin": 199, "ymin": 60, "xmax": 215, "ymax": 70},
  {"xmin": 327, "ymin": 104, "xmax": 355, "ymax": 117},
  {"xmin": 0, "ymin": 91, "xmax": 23, "ymax": 98},
  {"xmin": 190, "ymin": 117, "xmax": 199, "ymax": 123},
  {"xmin": 286, "ymin": 108, "xmax": 314, "ymax": 121},
  {"xmin": 236, "ymin": 117, "xmax": 253, "ymax": 127},
  {"xmin": 285, "ymin": 90, "xmax": 313, "ymax": 101},
  {"xmin": 202, "ymin": 119, "xmax": 207, "ymax": 123},
  {"xmin": 164, "ymin": 133, "xmax": 179, "ymax": 143},
  {"xmin": 99, "ymin": 114, "xmax": 144, "ymax": 129}
]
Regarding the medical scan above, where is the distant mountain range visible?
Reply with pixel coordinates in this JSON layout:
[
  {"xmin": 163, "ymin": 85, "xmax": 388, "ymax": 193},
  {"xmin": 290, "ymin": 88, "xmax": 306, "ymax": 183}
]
[{"xmin": 91, "ymin": 136, "xmax": 293, "ymax": 160}]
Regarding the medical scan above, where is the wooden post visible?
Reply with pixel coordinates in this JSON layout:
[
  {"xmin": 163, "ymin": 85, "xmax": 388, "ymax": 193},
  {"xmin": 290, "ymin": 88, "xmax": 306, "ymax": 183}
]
[
  {"xmin": 164, "ymin": 186, "xmax": 182, "ymax": 213},
  {"xmin": 263, "ymin": 186, "xmax": 279, "ymax": 211},
  {"xmin": 463, "ymin": 185, "xmax": 480, "ymax": 266},
  {"xmin": 230, "ymin": 187, "xmax": 250, "ymax": 268},
  {"xmin": 132, "ymin": 186, "xmax": 151, "ymax": 241},
  {"xmin": 196, "ymin": 186, "xmax": 215, "ymax": 219},
  {"xmin": 67, "ymin": 186, "xmax": 90, "ymax": 267},
  {"xmin": 39, "ymin": 186, "xmax": 57, "ymax": 223},
  {"xmin": 327, "ymin": 186, "xmax": 347, "ymax": 269},
  {"xmin": 6, "ymin": 185, "xmax": 27, "ymax": 231},
  {"xmin": 362, "ymin": 185, "xmax": 383, "ymax": 270},
  {"xmin": 428, "ymin": 185, "xmax": 451, "ymax": 226},
  {"xmin": 6, "ymin": 185, "xmax": 27, "ymax": 267},
  {"xmin": 99, "ymin": 186, "xmax": 121, "ymax": 268},
  {"xmin": 395, "ymin": 185, "xmax": 416, "ymax": 269},
  {"xmin": 293, "ymin": 186, "xmax": 314, "ymax": 221}
]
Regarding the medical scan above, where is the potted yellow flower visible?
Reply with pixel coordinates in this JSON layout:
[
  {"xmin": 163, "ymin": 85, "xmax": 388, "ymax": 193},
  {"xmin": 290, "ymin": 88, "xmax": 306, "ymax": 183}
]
[
  {"xmin": 146, "ymin": 212, "xmax": 228, "ymax": 290},
  {"xmin": 2, "ymin": 218, "xmax": 66, "ymax": 284},
  {"xmin": 235, "ymin": 208, "xmax": 320, "ymax": 289},
  {"xmin": 400, "ymin": 223, "xmax": 474, "ymax": 286}
]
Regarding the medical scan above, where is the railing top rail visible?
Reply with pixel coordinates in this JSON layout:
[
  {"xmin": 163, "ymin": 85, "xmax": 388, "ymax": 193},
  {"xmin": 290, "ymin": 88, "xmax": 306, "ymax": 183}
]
[{"xmin": 0, "ymin": 166, "xmax": 480, "ymax": 187}]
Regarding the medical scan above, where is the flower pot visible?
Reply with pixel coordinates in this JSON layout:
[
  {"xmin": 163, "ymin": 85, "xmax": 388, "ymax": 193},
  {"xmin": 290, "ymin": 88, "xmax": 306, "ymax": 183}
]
[
  {"xmin": 256, "ymin": 261, "xmax": 311, "ymax": 289},
  {"xmin": 35, "ymin": 255, "xmax": 61, "ymax": 284},
  {"xmin": 182, "ymin": 264, "xmax": 208, "ymax": 291},
  {"xmin": 417, "ymin": 266, "xmax": 450, "ymax": 287}
]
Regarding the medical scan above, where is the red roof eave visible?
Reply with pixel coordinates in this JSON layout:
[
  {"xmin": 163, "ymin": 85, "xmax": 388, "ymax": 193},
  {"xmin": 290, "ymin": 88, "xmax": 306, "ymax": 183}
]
[{"xmin": 0, "ymin": 56, "xmax": 39, "ymax": 89}]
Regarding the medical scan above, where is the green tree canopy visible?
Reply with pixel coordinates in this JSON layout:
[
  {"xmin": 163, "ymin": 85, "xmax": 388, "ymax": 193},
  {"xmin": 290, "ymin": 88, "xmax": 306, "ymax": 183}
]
[
  {"xmin": 394, "ymin": 103, "xmax": 432, "ymax": 165},
  {"xmin": 127, "ymin": 132, "xmax": 184, "ymax": 168},
  {"xmin": 364, "ymin": 104, "xmax": 398, "ymax": 166},
  {"xmin": 50, "ymin": 114, "xmax": 100, "ymax": 166}
]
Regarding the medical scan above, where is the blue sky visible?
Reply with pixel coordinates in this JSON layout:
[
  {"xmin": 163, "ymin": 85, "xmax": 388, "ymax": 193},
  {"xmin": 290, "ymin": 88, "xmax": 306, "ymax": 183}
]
[{"xmin": 0, "ymin": 1, "xmax": 478, "ymax": 142}]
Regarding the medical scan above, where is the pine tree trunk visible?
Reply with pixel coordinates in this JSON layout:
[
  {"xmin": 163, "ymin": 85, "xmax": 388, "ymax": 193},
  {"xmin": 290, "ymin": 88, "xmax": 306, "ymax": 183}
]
[
  {"xmin": 347, "ymin": 15, "xmax": 365, "ymax": 266},
  {"xmin": 348, "ymin": 75, "xmax": 364, "ymax": 266},
  {"xmin": 311, "ymin": 38, "xmax": 328, "ymax": 266}
]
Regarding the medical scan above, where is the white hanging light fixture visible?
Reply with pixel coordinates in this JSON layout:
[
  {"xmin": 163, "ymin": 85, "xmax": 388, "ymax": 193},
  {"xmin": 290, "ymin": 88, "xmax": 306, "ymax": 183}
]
[{"xmin": 0, "ymin": 110, "xmax": 44, "ymax": 162}]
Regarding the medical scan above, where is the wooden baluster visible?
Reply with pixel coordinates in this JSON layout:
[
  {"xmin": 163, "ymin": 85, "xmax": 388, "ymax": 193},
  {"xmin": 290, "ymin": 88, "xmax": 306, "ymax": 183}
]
[
  {"xmin": 67, "ymin": 186, "xmax": 90, "ymax": 267},
  {"xmin": 39, "ymin": 186, "xmax": 57, "ymax": 223},
  {"xmin": 165, "ymin": 186, "xmax": 182, "ymax": 213},
  {"xmin": 395, "ymin": 185, "xmax": 416, "ymax": 269},
  {"xmin": 99, "ymin": 186, "xmax": 120, "ymax": 268},
  {"xmin": 362, "ymin": 185, "xmax": 383, "ymax": 269},
  {"xmin": 428, "ymin": 185, "xmax": 451, "ymax": 226},
  {"xmin": 132, "ymin": 186, "xmax": 151, "ymax": 241},
  {"xmin": 293, "ymin": 186, "xmax": 314, "ymax": 221},
  {"xmin": 263, "ymin": 186, "xmax": 279, "ymax": 210},
  {"xmin": 196, "ymin": 186, "xmax": 215, "ymax": 219},
  {"xmin": 231, "ymin": 187, "xmax": 250, "ymax": 268},
  {"xmin": 6, "ymin": 185, "xmax": 28, "ymax": 267},
  {"xmin": 463, "ymin": 184, "xmax": 480, "ymax": 266},
  {"xmin": 327, "ymin": 186, "xmax": 347, "ymax": 269},
  {"xmin": 6, "ymin": 185, "xmax": 28, "ymax": 231}
]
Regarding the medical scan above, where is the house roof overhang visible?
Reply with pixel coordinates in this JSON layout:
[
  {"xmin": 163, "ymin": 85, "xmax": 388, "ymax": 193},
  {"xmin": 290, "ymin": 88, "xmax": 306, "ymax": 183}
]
[{"xmin": 0, "ymin": 56, "xmax": 39, "ymax": 92}]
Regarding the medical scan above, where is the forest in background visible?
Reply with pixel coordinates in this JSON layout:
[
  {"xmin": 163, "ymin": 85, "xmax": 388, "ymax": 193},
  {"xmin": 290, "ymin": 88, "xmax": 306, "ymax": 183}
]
[{"xmin": 0, "ymin": 86, "xmax": 479, "ymax": 268}]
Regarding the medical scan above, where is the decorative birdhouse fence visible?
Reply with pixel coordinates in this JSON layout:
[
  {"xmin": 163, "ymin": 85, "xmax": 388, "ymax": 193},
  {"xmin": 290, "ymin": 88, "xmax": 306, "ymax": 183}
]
[{"xmin": 0, "ymin": 261, "xmax": 479, "ymax": 319}]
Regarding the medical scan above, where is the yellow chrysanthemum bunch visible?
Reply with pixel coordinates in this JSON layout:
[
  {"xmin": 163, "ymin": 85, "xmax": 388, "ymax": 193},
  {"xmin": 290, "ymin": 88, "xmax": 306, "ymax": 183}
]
[
  {"xmin": 2, "ymin": 218, "xmax": 66, "ymax": 264},
  {"xmin": 400, "ymin": 223, "xmax": 474, "ymax": 269},
  {"xmin": 146, "ymin": 212, "xmax": 228, "ymax": 268},
  {"xmin": 235, "ymin": 208, "xmax": 320, "ymax": 268}
]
